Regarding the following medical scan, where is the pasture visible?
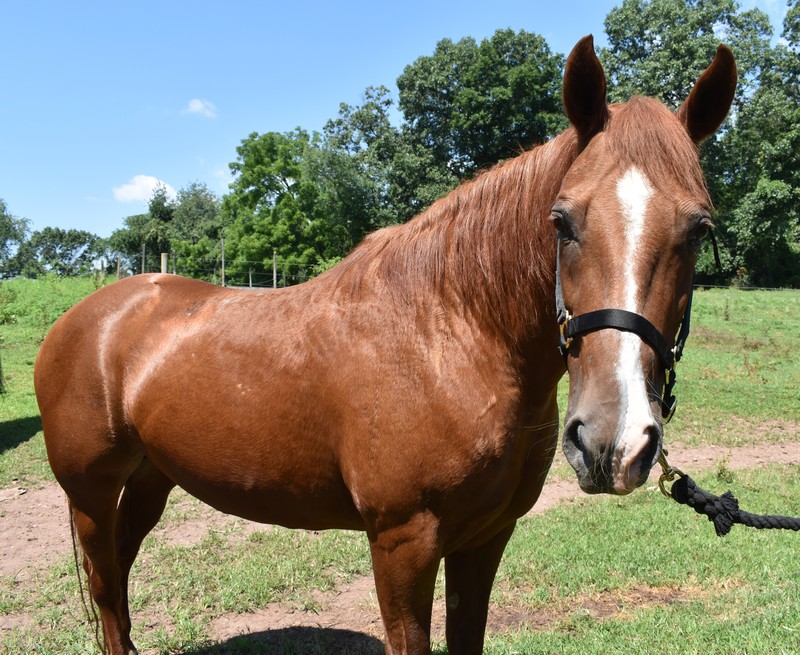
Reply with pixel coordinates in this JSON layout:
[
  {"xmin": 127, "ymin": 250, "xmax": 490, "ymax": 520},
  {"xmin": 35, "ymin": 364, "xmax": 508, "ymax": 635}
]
[{"xmin": 1, "ymin": 276, "xmax": 798, "ymax": 654}]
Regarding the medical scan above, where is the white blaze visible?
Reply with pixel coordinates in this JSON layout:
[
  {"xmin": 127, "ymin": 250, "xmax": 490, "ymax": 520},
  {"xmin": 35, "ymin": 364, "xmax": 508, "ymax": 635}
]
[{"xmin": 613, "ymin": 167, "xmax": 656, "ymax": 491}]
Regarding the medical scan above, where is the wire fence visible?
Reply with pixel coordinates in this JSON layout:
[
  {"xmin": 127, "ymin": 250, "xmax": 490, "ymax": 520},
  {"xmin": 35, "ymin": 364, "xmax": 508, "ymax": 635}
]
[{"xmin": 132, "ymin": 254, "xmax": 318, "ymax": 288}]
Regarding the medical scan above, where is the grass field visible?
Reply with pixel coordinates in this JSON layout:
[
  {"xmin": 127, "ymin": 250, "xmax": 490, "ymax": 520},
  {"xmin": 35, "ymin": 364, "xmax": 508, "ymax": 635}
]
[{"xmin": 1, "ymin": 276, "xmax": 798, "ymax": 654}]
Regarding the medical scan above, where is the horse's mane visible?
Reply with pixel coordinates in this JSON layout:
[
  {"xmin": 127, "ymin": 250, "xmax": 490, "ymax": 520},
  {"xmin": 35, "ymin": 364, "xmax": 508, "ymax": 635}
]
[
  {"xmin": 320, "ymin": 129, "xmax": 580, "ymax": 341},
  {"xmin": 319, "ymin": 97, "xmax": 705, "ymax": 342}
]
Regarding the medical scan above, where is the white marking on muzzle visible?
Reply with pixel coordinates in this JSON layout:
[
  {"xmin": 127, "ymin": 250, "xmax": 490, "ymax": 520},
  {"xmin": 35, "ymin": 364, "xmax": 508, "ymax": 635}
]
[{"xmin": 613, "ymin": 167, "xmax": 656, "ymax": 492}]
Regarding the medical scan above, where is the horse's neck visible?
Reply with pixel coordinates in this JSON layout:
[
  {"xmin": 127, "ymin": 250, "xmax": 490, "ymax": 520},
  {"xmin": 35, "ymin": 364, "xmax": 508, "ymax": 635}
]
[{"xmin": 321, "ymin": 130, "xmax": 578, "ymax": 349}]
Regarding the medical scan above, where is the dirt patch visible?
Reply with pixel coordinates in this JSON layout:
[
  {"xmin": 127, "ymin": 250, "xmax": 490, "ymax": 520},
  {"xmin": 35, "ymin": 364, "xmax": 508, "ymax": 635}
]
[
  {"xmin": 0, "ymin": 483, "xmax": 70, "ymax": 580},
  {"xmin": 212, "ymin": 575, "xmax": 384, "ymax": 643}
]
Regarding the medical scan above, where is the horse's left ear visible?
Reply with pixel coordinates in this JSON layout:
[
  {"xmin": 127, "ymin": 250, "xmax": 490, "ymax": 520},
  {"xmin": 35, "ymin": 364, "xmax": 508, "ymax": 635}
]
[
  {"xmin": 563, "ymin": 35, "xmax": 609, "ymax": 147},
  {"xmin": 677, "ymin": 44, "xmax": 737, "ymax": 143}
]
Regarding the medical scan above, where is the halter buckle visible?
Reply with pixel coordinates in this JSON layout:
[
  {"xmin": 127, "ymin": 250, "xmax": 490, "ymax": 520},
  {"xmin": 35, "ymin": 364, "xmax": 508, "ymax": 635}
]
[{"xmin": 559, "ymin": 310, "xmax": 573, "ymax": 353}]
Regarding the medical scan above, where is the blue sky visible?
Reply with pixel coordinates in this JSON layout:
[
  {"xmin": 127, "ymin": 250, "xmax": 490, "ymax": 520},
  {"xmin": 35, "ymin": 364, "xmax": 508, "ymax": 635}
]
[{"xmin": 0, "ymin": 1, "xmax": 788, "ymax": 239}]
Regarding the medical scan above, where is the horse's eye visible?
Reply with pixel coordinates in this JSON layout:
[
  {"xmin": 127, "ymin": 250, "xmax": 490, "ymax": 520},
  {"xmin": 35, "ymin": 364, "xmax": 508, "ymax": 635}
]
[
  {"xmin": 690, "ymin": 215, "xmax": 714, "ymax": 247},
  {"xmin": 551, "ymin": 210, "xmax": 576, "ymax": 240}
]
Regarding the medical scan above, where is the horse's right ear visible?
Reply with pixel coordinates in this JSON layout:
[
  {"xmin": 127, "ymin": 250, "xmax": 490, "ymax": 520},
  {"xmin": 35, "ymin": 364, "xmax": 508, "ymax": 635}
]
[
  {"xmin": 676, "ymin": 44, "xmax": 737, "ymax": 143},
  {"xmin": 563, "ymin": 35, "xmax": 609, "ymax": 147}
]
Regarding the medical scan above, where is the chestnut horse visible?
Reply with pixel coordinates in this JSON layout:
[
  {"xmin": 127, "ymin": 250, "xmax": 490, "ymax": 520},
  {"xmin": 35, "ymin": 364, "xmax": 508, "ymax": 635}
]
[{"xmin": 35, "ymin": 37, "xmax": 736, "ymax": 655}]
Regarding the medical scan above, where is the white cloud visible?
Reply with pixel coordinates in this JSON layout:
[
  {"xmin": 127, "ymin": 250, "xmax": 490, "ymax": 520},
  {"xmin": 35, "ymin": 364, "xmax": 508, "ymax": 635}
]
[
  {"xmin": 113, "ymin": 175, "xmax": 177, "ymax": 203},
  {"xmin": 183, "ymin": 98, "xmax": 217, "ymax": 118},
  {"xmin": 213, "ymin": 166, "xmax": 234, "ymax": 190}
]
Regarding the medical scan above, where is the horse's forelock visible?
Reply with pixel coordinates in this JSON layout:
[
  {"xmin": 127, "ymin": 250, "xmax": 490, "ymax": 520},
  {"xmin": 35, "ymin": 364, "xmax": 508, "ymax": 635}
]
[{"xmin": 606, "ymin": 97, "xmax": 709, "ymax": 203}]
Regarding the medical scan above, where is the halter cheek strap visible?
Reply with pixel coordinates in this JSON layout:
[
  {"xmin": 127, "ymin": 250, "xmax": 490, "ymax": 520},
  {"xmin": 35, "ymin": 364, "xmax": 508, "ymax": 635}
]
[{"xmin": 554, "ymin": 233, "xmax": 717, "ymax": 422}]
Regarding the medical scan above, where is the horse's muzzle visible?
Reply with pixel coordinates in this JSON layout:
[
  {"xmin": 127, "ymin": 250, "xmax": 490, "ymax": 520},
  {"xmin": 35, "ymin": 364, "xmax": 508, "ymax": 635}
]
[{"xmin": 562, "ymin": 416, "xmax": 662, "ymax": 495}]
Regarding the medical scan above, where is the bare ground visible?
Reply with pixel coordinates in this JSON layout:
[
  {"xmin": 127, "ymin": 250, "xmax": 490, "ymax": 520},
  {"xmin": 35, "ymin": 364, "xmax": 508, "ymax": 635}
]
[{"xmin": 1, "ymin": 439, "xmax": 798, "ymax": 650}]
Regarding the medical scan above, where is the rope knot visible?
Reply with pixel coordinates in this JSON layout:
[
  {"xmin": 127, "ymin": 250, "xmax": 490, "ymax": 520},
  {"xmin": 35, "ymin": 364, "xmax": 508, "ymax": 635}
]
[{"xmin": 668, "ymin": 474, "xmax": 800, "ymax": 537}]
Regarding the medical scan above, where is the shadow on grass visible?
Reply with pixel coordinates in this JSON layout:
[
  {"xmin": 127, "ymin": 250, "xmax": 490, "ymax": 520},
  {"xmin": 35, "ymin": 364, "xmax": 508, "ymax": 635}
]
[
  {"xmin": 182, "ymin": 626, "xmax": 385, "ymax": 655},
  {"xmin": 0, "ymin": 415, "xmax": 42, "ymax": 454}
]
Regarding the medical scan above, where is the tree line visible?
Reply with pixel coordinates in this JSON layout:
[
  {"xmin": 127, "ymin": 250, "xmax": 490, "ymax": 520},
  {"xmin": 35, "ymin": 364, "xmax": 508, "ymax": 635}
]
[{"xmin": 2, "ymin": 0, "xmax": 798, "ymax": 287}]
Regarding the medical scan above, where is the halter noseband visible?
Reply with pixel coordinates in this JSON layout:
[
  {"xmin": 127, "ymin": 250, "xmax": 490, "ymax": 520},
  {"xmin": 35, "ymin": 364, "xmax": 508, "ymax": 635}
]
[{"xmin": 554, "ymin": 231, "xmax": 720, "ymax": 422}]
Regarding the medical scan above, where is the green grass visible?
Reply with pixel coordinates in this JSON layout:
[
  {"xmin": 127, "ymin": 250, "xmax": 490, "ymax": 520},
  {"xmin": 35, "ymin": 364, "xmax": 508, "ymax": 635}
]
[
  {"xmin": 552, "ymin": 287, "xmax": 800, "ymax": 449},
  {"xmin": 1, "ymin": 522, "xmax": 373, "ymax": 654},
  {"xmin": 479, "ymin": 465, "xmax": 800, "ymax": 655},
  {"xmin": 666, "ymin": 288, "xmax": 800, "ymax": 446},
  {"xmin": 0, "ymin": 278, "xmax": 799, "ymax": 654},
  {"xmin": 4, "ymin": 467, "xmax": 798, "ymax": 654}
]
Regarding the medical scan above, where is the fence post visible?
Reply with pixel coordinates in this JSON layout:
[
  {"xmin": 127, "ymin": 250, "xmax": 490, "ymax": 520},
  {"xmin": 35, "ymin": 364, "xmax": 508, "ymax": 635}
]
[
  {"xmin": 273, "ymin": 250, "xmax": 277, "ymax": 289},
  {"xmin": 160, "ymin": 253, "xmax": 168, "ymax": 274},
  {"xmin": 141, "ymin": 243, "xmax": 146, "ymax": 274},
  {"xmin": 221, "ymin": 238, "xmax": 226, "ymax": 287}
]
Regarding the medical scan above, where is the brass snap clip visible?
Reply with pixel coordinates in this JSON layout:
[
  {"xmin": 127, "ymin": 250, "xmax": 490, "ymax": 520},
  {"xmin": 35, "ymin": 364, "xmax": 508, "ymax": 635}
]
[{"xmin": 657, "ymin": 449, "xmax": 684, "ymax": 499}]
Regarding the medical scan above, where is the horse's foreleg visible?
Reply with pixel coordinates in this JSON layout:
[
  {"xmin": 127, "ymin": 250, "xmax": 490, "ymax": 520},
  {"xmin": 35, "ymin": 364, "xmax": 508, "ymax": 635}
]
[
  {"xmin": 115, "ymin": 459, "xmax": 175, "ymax": 646},
  {"xmin": 443, "ymin": 522, "xmax": 516, "ymax": 655},
  {"xmin": 369, "ymin": 512, "xmax": 442, "ymax": 655}
]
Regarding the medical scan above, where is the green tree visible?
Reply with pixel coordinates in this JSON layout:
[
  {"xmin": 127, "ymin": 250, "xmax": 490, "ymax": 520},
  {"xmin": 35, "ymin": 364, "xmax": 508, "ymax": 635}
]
[
  {"xmin": 107, "ymin": 213, "xmax": 151, "ymax": 274},
  {"xmin": 600, "ymin": 0, "xmax": 772, "ymax": 108},
  {"xmin": 10, "ymin": 227, "xmax": 101, "ymax": 278},
  {"xmin": 222, "ymin": 129, "xmax": 329, "ymax": 284},
  {"xmin": 599, "ymin": 0, "xmax": 800, "ymax": 285},
  {"xmin": 172, "ymin": 182, "xmax": 223, "ymax": 243},
  {"xmin": 714, "ymin": 4, "xmax": 800, "ymax": 285},
  {"xmin": 727, "ymin": 178, "xmax": 799, "ymax": 286},
  {"xmin": 322, "ymin": 85, "xmax": 456, "ymax": 224},
  {"xmin": 397, "ymin": 29, "xmax": 566, "ymax": 180},
  {"xmin": 322, "ymin": 86, "xmax": 402, "ymax": 226},
  {"xmin": 0, "ymin": 199, "xmax": 30, "ymax": 278},
  {"xmin": 108, "ymin": 184, "xmax": 176, "ymax": 274},
  {"xmin": 170, "ymin": 182, "xmax": 225, "ymax": 280},
  {"xmin": 221, "ymin": 125, "xmax": 403, "ymax": 283}
]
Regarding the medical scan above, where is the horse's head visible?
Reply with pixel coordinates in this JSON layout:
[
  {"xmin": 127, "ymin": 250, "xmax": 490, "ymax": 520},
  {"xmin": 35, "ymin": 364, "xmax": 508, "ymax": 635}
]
[{"xmin": 555, "ymin": 37, "xmax": 736, "ymax": 495}]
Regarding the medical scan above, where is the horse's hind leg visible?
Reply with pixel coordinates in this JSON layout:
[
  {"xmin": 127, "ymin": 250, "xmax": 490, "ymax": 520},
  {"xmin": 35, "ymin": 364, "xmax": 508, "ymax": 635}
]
[
  {"xmin": 70, "ymin": 484, "xmax": 137, "ymax": 655},
  {"xmin": 115, "ymin": 458, "xmax": 175, "ymax": 648},
  {"xmin": 67, "ymin": 458, "xmax": 173, "ymax": 655}
]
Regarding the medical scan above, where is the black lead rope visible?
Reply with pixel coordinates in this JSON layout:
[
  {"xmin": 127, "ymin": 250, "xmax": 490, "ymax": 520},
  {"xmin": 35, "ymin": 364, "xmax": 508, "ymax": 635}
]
[{"xmin": 658, "ymin": 457, "xmax": 800, "ymax": 537}]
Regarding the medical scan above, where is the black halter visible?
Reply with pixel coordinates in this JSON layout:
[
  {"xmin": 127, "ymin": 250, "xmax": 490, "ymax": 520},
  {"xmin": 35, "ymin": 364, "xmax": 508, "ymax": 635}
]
[{"xmin": 554, "ymin": 231, "xmax": 720, "ymax": 422}]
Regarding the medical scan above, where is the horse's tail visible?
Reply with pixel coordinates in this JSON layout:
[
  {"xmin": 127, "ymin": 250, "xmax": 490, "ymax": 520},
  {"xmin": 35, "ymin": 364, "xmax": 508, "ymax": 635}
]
[{"xmin": 68, "ymin": 499, "xmax": 107, "ymax": 654}]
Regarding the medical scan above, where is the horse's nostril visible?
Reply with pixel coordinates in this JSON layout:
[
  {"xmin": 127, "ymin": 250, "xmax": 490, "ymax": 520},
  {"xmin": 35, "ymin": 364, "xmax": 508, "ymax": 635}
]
[
  {"xmin": 641, "ymin": 425, "xmax": 662, "ymax": 470},
  {"xmin": 564, "ymin": 419, "xmax": 592, "ymax": 469}
]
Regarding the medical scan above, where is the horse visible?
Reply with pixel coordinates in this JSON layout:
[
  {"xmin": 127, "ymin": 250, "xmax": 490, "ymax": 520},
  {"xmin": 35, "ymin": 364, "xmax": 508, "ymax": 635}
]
[{"xmin": 34, "ymin": 36, "xmax": 736, "ymax": 655}]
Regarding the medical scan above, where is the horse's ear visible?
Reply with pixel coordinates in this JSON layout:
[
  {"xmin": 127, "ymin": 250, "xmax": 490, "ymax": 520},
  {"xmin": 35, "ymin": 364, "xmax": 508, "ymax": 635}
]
[
  {"xmin": 563, "ymin": 35, "xmax": 609, "ymax": 146},
  {"xmin": 676, "ymin": 44, "xmax": 737, "ymax": 143}
]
